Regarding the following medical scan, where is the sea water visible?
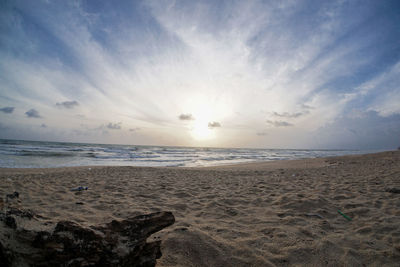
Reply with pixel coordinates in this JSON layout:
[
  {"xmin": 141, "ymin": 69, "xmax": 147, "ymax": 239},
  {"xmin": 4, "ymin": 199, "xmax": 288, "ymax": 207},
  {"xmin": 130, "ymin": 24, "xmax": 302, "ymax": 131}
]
[{"xmin": 0, "ymin": 139, "xmax": 378, "ymax": 168}]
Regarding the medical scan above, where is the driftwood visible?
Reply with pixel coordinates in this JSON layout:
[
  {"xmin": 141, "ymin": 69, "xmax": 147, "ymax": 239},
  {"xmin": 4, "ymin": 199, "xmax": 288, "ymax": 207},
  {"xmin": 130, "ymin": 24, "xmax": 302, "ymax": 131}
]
[{"xmin": 0, "ymin": 203, "xmax": 174, "ymax": 267}]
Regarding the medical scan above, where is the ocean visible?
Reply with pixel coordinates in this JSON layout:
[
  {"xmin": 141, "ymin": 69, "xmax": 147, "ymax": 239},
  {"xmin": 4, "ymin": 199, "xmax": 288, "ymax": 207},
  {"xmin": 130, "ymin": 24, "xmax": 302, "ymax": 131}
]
[{"xmin": 0, "ymin": 139, "xmax": 376, "ymax": 168}]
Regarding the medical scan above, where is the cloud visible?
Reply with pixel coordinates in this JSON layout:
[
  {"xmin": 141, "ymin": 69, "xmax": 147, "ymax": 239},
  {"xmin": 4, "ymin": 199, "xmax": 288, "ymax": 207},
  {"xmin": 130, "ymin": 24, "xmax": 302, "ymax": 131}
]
[
  {"xmin": 301, "ymin": 104, "xmax": 314, "ymax": 110},
  {"xmin": 129, "ymin": 127, "xmax": 140, "ymax": 132},
  {"xmin": 266, "ymin": 120, "xmax": 293, "ymax": 127},
  {"xmin": 41, "ymin": 123, "xmax": 47, "ymax": 128},
  {"xmin": 257, "ymin": 132, "xmax": 268, "ymax": 136},
  {"xmin": 179, "ymin": 113, "xmax": 194, "ymax": 120},
  {"xmin": 106, "ymin": 122, "xmax": 121, "ymax": 130},
  {"xmin": 0, "ymin": 123, "xmax": 9, "ymax": 130},
  {"xmin": 0, "ymin": 1, "xmax": 399, "ymax": 148},
  {"xmin": 272, "ymin": 111, "xmax": 308, "ymax": 118},
  {"xmin": 56, "ymin": 100, "xmax": 79, "ymax": 109},
  {"xmin": 25, "ymin": 109, "xmax": 41, "ymax": 118},
  {"xmin": 208, "ymin": 121, "xmax": 221, "ymax": 128},
  {"xmin": 0, "ymin": 107, "xmax": 14, "ymax": 114},
  {"xmin": 311, "ymin": 111, "xmax": 400, "ymax": 149},
  {"xmin": 360, "ymin": 62, "xmax": 400, "ymax": 116}
]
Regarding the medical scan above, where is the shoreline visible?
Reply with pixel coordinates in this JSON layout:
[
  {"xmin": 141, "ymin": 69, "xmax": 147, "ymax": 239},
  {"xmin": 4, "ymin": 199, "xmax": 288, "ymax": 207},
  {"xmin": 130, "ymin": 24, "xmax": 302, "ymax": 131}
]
[
  {"xmin": 0, "ymin": 138, "xmax": 380, "ymax": 169},
  {"xmin": 1, "ymin": 150, "xmax": 400, "ymax": 266},
  {"xmin": 199, "ymin": 149, "xmax": 395, "ymax": 170},
  {"xmin": 0, "ymin": 149, "xmax": 392, "ymax": 172}
]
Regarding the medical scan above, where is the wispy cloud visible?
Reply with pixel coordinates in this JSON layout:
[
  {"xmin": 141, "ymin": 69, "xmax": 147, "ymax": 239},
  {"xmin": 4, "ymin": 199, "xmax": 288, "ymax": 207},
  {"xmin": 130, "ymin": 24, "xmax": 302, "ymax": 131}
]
[
  {"xmin": 311, "ymin": 111, "xmax": 400, "ymax": 149},
  {"xmin": 0, "ymin": 0, "xmax": 398, "ymax": 148},
  {"xmin": 362, "ymin": 62, "xmax": 400, "ymax": 117}
]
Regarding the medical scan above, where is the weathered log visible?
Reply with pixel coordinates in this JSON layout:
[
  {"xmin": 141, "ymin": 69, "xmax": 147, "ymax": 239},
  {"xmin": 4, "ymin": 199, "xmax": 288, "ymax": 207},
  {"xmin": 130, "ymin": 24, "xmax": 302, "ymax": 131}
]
[{"xmin": 0, "ymin": 207, "xmax": 174, "ymax": 267}]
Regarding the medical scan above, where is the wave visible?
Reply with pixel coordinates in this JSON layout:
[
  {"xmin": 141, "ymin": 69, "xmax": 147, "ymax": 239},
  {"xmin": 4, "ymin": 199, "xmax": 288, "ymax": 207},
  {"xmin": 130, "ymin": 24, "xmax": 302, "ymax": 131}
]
[
  {"xmin": 0, "ymin": 139, "xmax": 370, "ymax": 168},
  {"xmin": 18, "ymin": 151, "xmax": 77, "ymax": 157}
]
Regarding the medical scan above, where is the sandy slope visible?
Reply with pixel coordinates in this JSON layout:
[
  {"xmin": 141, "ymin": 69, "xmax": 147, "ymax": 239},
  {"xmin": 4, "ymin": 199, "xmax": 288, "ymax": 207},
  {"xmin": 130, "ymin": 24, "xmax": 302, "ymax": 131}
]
[{"xmin": 1, "ymin": 151, "xmax": 400, "ymax": 266}]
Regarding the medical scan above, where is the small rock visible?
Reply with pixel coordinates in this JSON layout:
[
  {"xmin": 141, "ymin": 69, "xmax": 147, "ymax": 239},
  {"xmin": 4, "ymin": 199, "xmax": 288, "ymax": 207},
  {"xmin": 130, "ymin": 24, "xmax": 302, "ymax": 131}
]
[
  {"xmin": 385, "ymin": 188, "xmax": 400, "ymax": 194},
  {"xmin": 5, "ymin": 216, "xmax": 16, "ymax": 229},
  {"xmin": 305, "ymin": 213, "xmax": 324, "ymax": 219},
  {"xmin": 7, "ymin": 207, "xmax": 34, "ymax": 219},
  {"xmin": 6, "ymin": 192, "xmax": 19, "ymax": 200},
  {"xmin": 175, "ymin": 227, "xmax": 188, "ymax": 231},
  {"xmin": 0, "ymin": 242, "xmax": 11, "ymax": 266}
]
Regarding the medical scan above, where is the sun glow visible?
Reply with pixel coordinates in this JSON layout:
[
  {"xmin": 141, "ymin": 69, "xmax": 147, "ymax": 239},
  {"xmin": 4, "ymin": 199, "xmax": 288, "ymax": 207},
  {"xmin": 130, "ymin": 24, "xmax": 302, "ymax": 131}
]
[
  {"xmin": 188, "ymin": 106, "xmax": 217, "ymax": 141},
  {"xmin": 190, "ymin": 119, "xmax": 215, "ymax": 140},
  {"xmin": 182, "ymin": 93, "xmax": 231, "ymax": 141}
]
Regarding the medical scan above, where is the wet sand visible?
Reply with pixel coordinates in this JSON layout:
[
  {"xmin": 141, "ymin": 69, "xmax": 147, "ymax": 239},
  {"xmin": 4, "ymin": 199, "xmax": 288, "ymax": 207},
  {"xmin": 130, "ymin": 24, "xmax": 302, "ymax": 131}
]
[{"xmin": 1, "ymin": 150, "xmax": 400, "ymax": 266}]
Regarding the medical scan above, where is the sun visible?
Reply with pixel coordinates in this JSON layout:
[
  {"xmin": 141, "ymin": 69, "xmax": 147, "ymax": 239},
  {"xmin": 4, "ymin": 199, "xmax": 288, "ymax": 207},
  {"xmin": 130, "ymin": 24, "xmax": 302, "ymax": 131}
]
[
  {"xmin": 190, "ymin": 119, "xmax": 215, "ymax": 141},
  {"xmin": 188, "ymin": 108, "xmax": 216, "ymax": 141},
  {"xmin": 182, "ymin": 94, "xmax": 230, "ymax": 141}
]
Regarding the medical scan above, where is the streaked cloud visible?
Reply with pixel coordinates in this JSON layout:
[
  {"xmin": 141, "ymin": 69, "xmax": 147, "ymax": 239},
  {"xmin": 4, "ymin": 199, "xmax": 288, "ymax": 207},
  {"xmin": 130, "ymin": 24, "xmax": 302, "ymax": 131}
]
[
  {"xmin": 0, "ymin": 0, "xmax": 398, "ymax": 148},
  {"xmin": 311, "ymin": 111, "xmax": 400, "ymax": 149}
]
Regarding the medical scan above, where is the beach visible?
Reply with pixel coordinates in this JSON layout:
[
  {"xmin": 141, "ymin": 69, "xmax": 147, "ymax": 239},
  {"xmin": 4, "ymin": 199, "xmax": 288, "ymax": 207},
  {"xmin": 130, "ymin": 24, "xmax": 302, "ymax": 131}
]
[{"xmin": 1, "ymin": 150, "xmax": 400, "ymax": 266}]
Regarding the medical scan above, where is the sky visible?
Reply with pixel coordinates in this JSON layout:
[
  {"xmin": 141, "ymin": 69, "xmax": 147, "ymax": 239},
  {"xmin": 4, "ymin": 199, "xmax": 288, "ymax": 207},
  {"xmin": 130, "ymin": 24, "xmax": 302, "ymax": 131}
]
[{"xmin": 0, "ymin": 0, "xmax": 400, "ymax": 149}]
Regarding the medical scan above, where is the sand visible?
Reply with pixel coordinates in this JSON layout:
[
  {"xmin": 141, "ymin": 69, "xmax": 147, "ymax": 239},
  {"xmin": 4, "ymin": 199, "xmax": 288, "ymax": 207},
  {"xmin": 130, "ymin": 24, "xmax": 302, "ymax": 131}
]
[{"xmin": 1, "ymin": 151, "xmax": 400, "ymax": 266}]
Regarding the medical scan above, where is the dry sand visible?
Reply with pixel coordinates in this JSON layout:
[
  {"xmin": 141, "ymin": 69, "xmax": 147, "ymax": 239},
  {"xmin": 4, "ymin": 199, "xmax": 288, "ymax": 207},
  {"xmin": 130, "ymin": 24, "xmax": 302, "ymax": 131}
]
[{"xmin": 1, "ymin": 151, "xmax": 400, "ymax": 266}]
